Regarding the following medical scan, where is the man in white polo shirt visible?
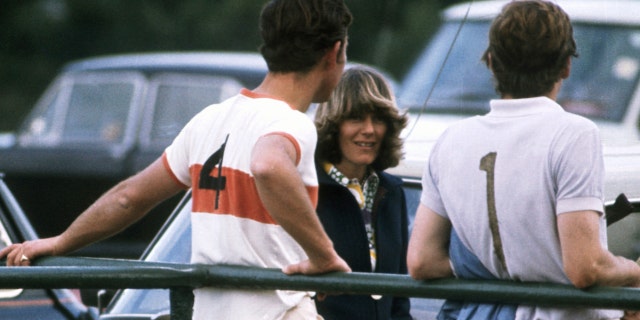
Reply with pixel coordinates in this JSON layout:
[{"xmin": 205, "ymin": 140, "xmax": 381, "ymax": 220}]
[{"xmin": 407, "ymin": 1, "xmax": 640, "ymax": 319}]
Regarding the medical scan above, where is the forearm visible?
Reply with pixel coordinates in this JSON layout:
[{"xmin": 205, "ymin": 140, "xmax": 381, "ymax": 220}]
[
  {"xmin": 251, "ymin": 134, "xmax": 341, "ymax": 266},
  {"xmin": 1, "ymin": 158, "xmax": 181, "ymax": 265},
  {"xmin": 407, "ymin": 250, "xmax": 452, "ymax": 280},
  {"xmin": 586, "ymin": 252, "xmax": 640, "ymax": 288},
  {"xmin": 56, "ymin": 158, "xmax": 181, "ymax": 255},
  {"xmin": 407, "ymin": 204, "xmax": 453, "ymax": 280},
  {"xmin": 53, "ymin": 180, "xmax": 152, "ymax": 255},
  {"xmin": 254, "ymin": 165, "xmax": 337, "ymax": 263},
  {"xmin": 560, "ymin": 211, "xmax": 640, "ymax": 289}
]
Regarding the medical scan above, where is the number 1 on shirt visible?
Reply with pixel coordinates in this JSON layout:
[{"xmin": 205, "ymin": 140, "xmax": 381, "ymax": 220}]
[{"xmin": 480, "ymin": 152, "xmax": 509, "ymax": 273}]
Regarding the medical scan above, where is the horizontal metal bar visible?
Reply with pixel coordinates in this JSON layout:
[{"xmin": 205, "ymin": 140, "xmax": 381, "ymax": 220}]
[{"xmin": 2, "ymin": 256, "xmax": 640, "ymax": 310}]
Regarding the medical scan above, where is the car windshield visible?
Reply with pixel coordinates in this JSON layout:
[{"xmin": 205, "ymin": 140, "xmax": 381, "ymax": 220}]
[
  {"xmin": 144, "ymin": 74, "xmax": 243, "ymax": 147},
  {"xmin": 398, "ymin": 21, "xmax": 640, "ymax": 123},
  {"xmin": 18, "ymin": 72, "xmax": 145, "ymax": 146}
]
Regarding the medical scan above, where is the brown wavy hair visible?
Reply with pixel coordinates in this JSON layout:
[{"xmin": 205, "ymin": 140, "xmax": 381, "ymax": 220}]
[
  {"xmin": 315, "ymin": 65, "xmax": 408, "ymax": 171},
  {"xmin": 482, "ymin": 0, "xmax": 578, "ymax": 98}
]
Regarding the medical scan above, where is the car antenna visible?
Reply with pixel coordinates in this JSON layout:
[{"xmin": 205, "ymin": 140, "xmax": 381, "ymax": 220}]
[{"xmin": 404, "ymin": 0, "xmax": 475, "ymax": 138}]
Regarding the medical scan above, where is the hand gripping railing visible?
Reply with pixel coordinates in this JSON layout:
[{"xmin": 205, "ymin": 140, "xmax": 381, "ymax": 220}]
[{"xmin": 2, "ymin": 256, "xmax": 640, "ymax": 319}]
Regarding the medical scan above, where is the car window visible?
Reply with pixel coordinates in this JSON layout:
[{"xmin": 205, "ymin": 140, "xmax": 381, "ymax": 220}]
[
  {"xmin": 18, "ymin": 72, "xmax": 146, "ymax": 146},
  {"xmin": 398, "ymin": 22, "xmax": 494, "ymax": 115},
  {"xmin": 141, "ymin": 74, "xmax": 244, "ymax": 148},
  {"xmin": 399, "ymin": 21, "xmax": 640, "ymax": 123},
  {"xmin": 559, "ymin": 25, "xmax": 640, "ymax": 122},
  {"xmin": 104, "ymin": 196, "xmax": 192, "ymax": 316}
]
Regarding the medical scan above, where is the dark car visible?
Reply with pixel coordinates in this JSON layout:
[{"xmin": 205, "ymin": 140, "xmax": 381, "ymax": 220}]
[
  {"xmin": 0, "ymin": 173, "xmax": 97, "ymax": 319},
  {"xmin": 0, "ymin": 52, "xmax": 268, "ymax": 259}
]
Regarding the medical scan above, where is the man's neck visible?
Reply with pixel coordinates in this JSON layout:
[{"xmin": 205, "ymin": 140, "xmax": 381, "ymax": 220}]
[{"xmin": 252, "ymin": 72, "xmax": 317, "ymax": 112}]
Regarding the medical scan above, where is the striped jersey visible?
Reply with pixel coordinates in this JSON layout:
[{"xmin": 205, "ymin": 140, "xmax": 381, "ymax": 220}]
[{"xmin": 163, "ymin": 89, "xmax": 318, "ymax": 319}]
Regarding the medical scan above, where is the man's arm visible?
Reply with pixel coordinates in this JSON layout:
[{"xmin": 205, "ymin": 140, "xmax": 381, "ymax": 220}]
[
  {"xmin": 407, "ymin": 203, "xmax": 453, "ymax": 280},
  {"xmin": 558, "ymin": 210, "xmax": 640, "ymax": 289},
  {"xmin": 0, "ymin": 157, "xmax": 183, "ymax": 266},
  {"xmin": 250, "ymin": 134, "xmax": 350, "ymax": 275}
]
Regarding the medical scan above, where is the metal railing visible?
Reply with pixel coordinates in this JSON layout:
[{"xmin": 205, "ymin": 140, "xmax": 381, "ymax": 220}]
[{"xmin": 2, "ymin": 256, "xmax": 640, "ymax": 319}]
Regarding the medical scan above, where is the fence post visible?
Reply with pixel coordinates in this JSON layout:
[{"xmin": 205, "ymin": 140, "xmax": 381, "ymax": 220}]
[{"xmin": 170, "ymin": 287, "xmax": 194, "ymax": 320}]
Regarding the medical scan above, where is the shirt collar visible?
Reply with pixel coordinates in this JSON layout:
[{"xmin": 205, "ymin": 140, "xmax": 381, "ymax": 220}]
[
  {"xmin": 488, "ymin": 96, "xmax": 564, "ymax": 118},
  {"xmin": 323, "ymin": 162, "xmax": 379, "ymax": 188}
]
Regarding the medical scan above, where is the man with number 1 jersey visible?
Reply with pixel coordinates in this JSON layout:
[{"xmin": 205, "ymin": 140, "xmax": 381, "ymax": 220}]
[{"xmin": 406, "ymin": 1, "xmax": 640, "ymax": 320}]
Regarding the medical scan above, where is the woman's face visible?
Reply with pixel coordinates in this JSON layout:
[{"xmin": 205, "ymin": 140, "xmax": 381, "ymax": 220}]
[{"xmin": 336, "ymin": 113, "xmax": 387, "ymax": 175}]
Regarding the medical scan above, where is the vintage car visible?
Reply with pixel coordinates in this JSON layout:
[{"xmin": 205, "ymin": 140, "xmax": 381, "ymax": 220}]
[
  {"xmin": 0, "ymin": 52, "xmax": 267, "ymax": 259},
  {"xmin": 389, "ymin": 0, "xmax": 640, "ymax": 258}
]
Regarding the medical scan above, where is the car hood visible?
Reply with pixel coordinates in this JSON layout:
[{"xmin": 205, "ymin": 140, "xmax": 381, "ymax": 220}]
[{"xmin": 388, "ymin": 113, "xmax": 462, "ymax": 178}]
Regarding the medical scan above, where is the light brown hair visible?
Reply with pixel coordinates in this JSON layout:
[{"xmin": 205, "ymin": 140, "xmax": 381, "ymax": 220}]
[
  {"xmin": 482, "ymin": 0, "xmax": 578, "ymax": 98},
  {"xmin": 315, "ymin": 65, "xmax": 407, "ymax": 171}
]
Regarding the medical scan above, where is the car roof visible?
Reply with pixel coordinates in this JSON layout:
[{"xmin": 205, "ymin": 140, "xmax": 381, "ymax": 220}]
[
  {"xmin": 62, "ymin": 51, "xmax": 269, "ymax": 74},
  {"xmin": 444, "ymin": 0, "xmax": 640, "ymax": 26}
]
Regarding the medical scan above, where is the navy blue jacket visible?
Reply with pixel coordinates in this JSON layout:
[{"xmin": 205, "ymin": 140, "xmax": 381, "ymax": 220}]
[{"xmin": 315, "ymin": 164, "xmax": 411, "ymax": 320}]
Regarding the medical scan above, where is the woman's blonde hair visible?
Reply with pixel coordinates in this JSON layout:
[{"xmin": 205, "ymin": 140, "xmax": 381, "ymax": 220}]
[{"xmin": 314, "ymin": 65, "xmax": 407, "ymax": 171}]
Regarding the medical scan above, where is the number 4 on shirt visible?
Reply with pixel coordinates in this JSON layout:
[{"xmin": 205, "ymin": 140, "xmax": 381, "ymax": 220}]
[{"xmin": 199, "ymin": 134, "xmax": 229, "ymax": 209}]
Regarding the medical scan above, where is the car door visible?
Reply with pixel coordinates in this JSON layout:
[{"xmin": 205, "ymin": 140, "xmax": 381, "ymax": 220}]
[{"xmin": 0, "ymin": 176, "xmax": 95, "ymax": 319}]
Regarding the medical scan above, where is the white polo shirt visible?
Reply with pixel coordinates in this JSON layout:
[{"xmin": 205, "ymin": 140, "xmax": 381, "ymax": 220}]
[{"xmin": 421, "ymin": 96, "xmax": 621, "ymax": 319}]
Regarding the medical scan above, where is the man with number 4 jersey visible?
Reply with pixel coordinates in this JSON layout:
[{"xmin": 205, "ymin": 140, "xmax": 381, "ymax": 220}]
[
  {"xmin": 1, "ymin": 1, "xmax": 353, "ymax": 319},
  {"xmin": 406, "ymin": 1, "xmax": 640, "ymax": 320}
]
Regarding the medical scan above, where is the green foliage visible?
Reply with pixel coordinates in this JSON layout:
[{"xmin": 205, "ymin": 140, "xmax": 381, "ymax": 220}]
[{"xmin": 0, "ymin": 0, "xmax": 445, "ymax": 131}]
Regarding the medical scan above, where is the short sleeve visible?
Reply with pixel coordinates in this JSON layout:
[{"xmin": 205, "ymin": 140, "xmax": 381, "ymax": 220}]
[
  {"xmin": 553, "ymin": 122, "xmax": 605, "ymax": 214},
  {"xmin": 163, "ymin": 111, "xmax": 200, "ymax": 187},
  {"xmin": 420, "ymin": 138, "xmax": 448, "ymax": 218}
]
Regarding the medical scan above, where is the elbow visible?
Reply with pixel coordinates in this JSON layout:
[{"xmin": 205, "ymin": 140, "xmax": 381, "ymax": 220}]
[
  {"xmin": 407, "ymin": 252, "xmax": 448, "ymax": 280},
  {"xmin": 408, "ymin": 266, "xmax": 431, "ymax": 281},
  {"xmin": 564, "ymin": 263, "xmax": 599, "ymax": 289},
  {"xmin": 111, "ymin": 180, "xmax": 148, "ymax": 213},
  {"xmin": 407, "ymin": 263, "xmax": 423, "ymax": 280},
  {"xmin": 250, "ymin": 158, "xmax": 278, "ymax": 182},
  {"xmin": 406, "ymin": 251, "xmax": 424, "ymax": 279}
]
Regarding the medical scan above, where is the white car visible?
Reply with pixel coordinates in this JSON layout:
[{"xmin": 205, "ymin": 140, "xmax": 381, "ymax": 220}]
[{"xmin": 389, "ymin": 0, "xmax": 640, "ymax": 258}]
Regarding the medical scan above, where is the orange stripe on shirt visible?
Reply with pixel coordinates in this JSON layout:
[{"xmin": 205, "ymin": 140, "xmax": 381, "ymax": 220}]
[
  {"xmin": 162, "ymin": 152, "xmax": 190, "ymax": 189},
  {"xmin": 190, "ymin": 164, "xmax": 318, "ymax": 224},
  {"xmin": 240, "ymin": 88, "xmax": 295, "ymax": 110}
]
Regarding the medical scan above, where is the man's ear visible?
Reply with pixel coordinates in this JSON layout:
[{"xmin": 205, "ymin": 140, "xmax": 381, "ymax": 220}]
[
  {"xmin": 561, "ymin": 57, "xmax": 572, "ymax": 79},
  {"xmin": 334, "ymin": 40, "xmax": 345, "ymax": 64},
  {"xmin": 487, "ymin": 52, "xmax": 494, "ymax": 72},
  {"xmin": 324, "ymin": 40, "xmax": 343, "ymax": 68}
]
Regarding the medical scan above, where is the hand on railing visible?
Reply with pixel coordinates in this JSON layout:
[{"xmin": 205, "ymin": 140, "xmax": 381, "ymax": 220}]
[{"xmin": 0, "ymin": 237, "xmax": 59, "ymax": 266}]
